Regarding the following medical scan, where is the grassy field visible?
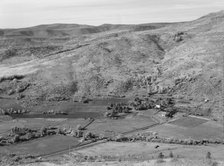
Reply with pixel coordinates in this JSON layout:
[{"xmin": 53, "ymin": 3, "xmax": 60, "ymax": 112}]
[
  {"xmin": 88, "ymin": 115, "xmax": 157, "ymax": 136},
  {"xmin": 74, "ymin": 141, "xmax": 224, "ymax": 161},
  {"xmin": 148, "ymin": 117, "xmax": 223, "ymax": 140},
  {"xmin": 169, "ymin": 116, "xmax": 208, "ymax": 128},
  {"xmin": 0, "ymin": 135, "xmax": 80, "ymax": 156}
]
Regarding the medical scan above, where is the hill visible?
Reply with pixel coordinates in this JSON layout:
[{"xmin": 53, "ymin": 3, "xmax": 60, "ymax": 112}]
[{"xmin": 0, "ymin": 10, "xmax": 223, "ymax": 119}]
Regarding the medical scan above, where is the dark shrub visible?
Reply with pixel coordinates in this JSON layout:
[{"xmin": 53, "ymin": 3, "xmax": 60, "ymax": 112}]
[{"xmin": 1, "ymin": 48, "xmax": 17, "ymax": 61}]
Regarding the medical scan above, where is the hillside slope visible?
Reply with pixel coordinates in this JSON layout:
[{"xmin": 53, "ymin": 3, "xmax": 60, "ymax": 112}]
[{"xmin": 0, "ymin": 11, "xmax": 223, "ymax": 119}]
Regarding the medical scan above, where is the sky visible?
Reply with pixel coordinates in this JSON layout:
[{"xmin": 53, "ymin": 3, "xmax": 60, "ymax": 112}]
[{"xmin": 0, "ymin": 0, "xmax": 224, "ymax": 28}]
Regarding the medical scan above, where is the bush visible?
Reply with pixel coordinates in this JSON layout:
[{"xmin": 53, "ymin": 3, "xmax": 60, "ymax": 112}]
[
  {"xmin": 69, "ymin": 81, "xmax": 78, "ymax": 93},
  {"xmin": 211, "ymin": 161, "xmax": 218, "ymax": 166},
  {"xmin": 116, "ymin": 78, "xmax": 134, "ymax": 94},
  {"xmin": 121, "ymin": 79, "xmax": 134, "ymax": 93},
  {"xmin": 0, "ymin": 75, "xmax": 24, "ymax": 83},
  {"xmin": 1, "ymin": 48, "xmax": 17, "ymax": 61},
  {"xmin": 7, "ymin": 90, "xmax": 14, "ymax": 95}
]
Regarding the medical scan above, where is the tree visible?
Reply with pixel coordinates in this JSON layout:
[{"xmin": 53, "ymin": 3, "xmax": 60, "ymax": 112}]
[
  {"xmin": 158, "ymin": 152, "xmax": 164, "ymax": 159},
  {"xmin": 40, "ymin": 126, "xmax": 46, "ymax": 136},
  {"xmin": 157, "ymin": 152, "xmax": 165, "ymax": 163},
  {"xmin": 206, "ymin": 152, "xmax": 211, "ymax": 159},
  {"xmin": 76, "ymin": 124, "xmax": 82, "ymax": 130},
  {"xmin": 169, "ymin": 151, "xmax": 174, "ymax": 158}
]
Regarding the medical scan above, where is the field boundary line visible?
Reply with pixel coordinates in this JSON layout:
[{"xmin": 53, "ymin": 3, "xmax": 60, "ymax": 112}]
[{"xmin": 188, "ymin": 115, "xmax": 210, "ymax": 120}]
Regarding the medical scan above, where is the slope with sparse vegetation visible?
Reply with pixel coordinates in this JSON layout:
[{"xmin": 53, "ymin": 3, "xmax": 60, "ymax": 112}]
[{"xmin": 0, "ymin": 10, "xmax": 223, "ymax": 120}]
